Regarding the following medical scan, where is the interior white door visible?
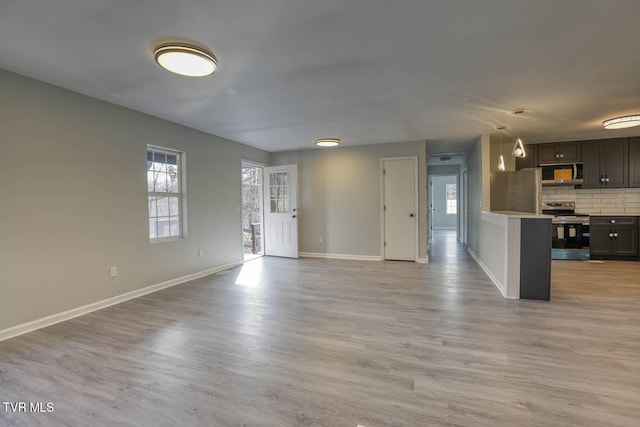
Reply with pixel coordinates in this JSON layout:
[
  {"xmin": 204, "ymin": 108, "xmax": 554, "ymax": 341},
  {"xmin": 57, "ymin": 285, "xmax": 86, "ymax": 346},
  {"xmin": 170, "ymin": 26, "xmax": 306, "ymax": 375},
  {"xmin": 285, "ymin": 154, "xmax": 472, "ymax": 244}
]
[
  {"xmin": 263, "ymin": 164, "xmax": 298, "ymax": 258},
  {"xmin": 428, "ymin": 176, "xmax": 434, "ymax": 240},
  {"xmin": 383, "ymin": 158, "xmax": 417, "ymax": 261}
]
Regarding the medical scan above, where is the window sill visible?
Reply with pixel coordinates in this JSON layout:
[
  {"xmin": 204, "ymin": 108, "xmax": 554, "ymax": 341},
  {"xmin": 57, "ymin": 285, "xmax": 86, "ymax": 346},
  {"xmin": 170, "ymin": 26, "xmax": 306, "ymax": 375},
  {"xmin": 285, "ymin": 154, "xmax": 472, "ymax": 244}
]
[{"xmin": 150, "ymin": 236, "xmax": 183, "ymax": 244}]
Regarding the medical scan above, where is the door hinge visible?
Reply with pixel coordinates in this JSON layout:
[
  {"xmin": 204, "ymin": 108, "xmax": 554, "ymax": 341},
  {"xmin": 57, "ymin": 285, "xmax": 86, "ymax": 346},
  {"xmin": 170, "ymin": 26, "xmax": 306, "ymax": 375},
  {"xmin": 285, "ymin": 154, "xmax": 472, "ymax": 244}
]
[
  {"xmin": 383, "ymin": 169, "xmax": 386, "ymax": 175},
  {"xmin": 384, "ymin": 241, "xmax": 386, "ymax": 247},
  {"xmin": 384, "ymin": 205, "xmax": 386, "ymax": 211}
]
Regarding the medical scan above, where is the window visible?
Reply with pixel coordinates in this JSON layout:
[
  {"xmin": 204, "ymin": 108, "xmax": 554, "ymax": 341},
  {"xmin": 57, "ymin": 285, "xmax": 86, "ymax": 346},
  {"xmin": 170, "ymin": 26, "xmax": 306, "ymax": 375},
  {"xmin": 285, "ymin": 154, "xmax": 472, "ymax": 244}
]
[
  {"xmin": 147, "ymin": 146, "xmax": 183, "ymax": 241},
  {"xmin": 269, "ymin": 171, "xmax": 290, "ymax": 213},
  {"xmin": 446, "ymin": 183, "xmax": 457, "ymax": 214}
]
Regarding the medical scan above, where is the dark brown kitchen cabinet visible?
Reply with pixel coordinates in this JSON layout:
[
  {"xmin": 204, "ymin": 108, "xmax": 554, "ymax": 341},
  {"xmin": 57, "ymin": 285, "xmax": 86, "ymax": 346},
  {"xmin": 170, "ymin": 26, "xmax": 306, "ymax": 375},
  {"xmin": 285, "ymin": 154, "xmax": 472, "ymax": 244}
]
[
  {"xmin": 515, "ymin": 144, "xmax": 538, "ymax": 170},
  {"xmin": 582, "ymin": 138, "xmax": 628, "ymax": 188},
  {"xmin": 630, "ymin": 137, "xmax": 640, "ymax": 187},
  {"xmin": 590, "ymin": 216, "xmax": 638, "ymax": 259},
  {"xmin": 537, "ymin": 141, "xmax": 581, "ymax": 164}
]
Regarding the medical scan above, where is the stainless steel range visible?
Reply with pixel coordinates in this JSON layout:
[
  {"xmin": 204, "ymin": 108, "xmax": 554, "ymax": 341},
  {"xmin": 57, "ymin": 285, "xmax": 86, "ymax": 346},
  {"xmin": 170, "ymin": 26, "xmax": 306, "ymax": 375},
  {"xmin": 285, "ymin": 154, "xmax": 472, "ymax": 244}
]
[{"xmin": 542, "ymin": 201, "xmax": 590, "ymax": 260}]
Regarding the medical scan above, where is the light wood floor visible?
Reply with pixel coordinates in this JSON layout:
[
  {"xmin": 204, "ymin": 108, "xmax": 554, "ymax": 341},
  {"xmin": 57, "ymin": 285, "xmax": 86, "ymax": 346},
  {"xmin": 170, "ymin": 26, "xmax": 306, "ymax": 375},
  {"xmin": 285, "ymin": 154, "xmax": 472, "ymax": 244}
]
[{"xmin": 1, "ymin": 230, "xmax": 639, "ymax": 426}]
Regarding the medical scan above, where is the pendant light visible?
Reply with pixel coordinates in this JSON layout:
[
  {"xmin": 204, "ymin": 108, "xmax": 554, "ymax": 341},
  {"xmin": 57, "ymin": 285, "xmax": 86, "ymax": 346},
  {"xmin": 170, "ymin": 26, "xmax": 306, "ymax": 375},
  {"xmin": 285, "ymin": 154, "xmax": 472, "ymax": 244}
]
[
  {"xmin": 497, "ymin": 125, "xmax": 506, "ymax": 171},
  {"xmin": 511, "ymin": 109, "xmax": 526, "ymax": 158}
]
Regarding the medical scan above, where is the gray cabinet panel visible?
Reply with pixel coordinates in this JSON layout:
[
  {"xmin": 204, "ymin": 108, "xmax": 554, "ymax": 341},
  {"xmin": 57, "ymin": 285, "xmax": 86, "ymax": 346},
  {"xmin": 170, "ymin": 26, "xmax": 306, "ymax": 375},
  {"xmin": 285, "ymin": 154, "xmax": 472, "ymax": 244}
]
[
  {"xmin": 630, "ymin": 137, "xmax": 640, "ymax": 187},
  {"xmin": 582, "ymin": 138, "xmax": 628, "ymax": 188}
]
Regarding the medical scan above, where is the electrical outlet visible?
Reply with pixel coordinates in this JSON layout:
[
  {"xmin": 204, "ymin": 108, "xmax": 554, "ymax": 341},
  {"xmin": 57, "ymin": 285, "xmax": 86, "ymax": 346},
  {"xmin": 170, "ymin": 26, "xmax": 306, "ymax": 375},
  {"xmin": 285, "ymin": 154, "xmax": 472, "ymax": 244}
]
[
  {"xmin": 110, "ymin": 266, "xmax": 118, "ymax": 278},
  {"xmin": 198, "ymin": 249, "xmax": 204, "ymax": 257}
]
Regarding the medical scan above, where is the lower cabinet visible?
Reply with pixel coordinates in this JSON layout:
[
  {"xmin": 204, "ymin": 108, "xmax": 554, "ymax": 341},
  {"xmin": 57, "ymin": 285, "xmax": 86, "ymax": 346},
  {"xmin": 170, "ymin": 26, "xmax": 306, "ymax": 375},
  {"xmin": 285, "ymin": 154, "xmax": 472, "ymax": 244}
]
[{"xmin": 590, "ymin": 216, "xmax": 639, "ymax": 259}]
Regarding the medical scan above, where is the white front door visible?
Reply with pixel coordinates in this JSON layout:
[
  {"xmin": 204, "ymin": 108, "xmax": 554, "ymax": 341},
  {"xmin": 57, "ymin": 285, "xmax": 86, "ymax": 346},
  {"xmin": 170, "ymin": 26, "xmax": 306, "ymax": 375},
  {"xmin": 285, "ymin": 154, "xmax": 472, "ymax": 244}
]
[
  {"xmin": 263, "ymin": 164, "xmax": 298, "ymax": 258},
  {"xmin": 382, "ymin": 157, "xmax": 417, "ymax": 261}
]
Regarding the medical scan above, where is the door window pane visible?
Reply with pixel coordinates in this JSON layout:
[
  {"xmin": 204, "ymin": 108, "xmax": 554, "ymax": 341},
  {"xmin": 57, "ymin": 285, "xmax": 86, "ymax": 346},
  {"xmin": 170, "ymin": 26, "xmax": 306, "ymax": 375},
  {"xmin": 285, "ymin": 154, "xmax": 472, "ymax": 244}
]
[{"xmin": 269, "ymin": 171, "xmax": 290, "ymax": 213}]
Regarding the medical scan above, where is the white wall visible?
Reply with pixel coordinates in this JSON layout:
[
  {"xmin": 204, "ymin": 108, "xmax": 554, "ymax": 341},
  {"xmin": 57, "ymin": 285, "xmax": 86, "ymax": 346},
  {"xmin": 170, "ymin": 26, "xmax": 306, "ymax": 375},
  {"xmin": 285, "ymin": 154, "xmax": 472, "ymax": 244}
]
[
  {"xmin": 431, "ymin": 175, "xmax": 457, "ymax": 229},
  {"xmin": 466, "ymin": 135, "xmax": 491, "ymax": 254},
  {"xmin": 0, "ymin": 69, "xmax": 270, "ymax": 331},
  {"xmin": 271, "ymin": 141, "xmax": 428, "ymax": 260}
]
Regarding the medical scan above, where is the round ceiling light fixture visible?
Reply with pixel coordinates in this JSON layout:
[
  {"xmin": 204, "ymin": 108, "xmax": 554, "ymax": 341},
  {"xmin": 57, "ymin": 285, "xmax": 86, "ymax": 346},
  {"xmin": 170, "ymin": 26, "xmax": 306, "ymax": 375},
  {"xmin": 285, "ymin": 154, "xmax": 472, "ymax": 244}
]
[
  {"xmin": 603, "ymin": 115, "xmax": 640, "ymax": 129},
  {"xmin": 314, "ymin": 138, "xmax": 342, "ymax": 147},
  {"xmin": 154, "ymin": 44, "xmax": 218, "ymax": 77}
]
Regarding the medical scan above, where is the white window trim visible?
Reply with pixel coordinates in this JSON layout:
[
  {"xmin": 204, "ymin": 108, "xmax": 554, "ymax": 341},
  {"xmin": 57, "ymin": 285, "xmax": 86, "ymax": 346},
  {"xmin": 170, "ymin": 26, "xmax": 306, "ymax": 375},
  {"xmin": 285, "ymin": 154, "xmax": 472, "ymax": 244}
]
[{"xmin": 147, "ymin": 145, "xmax": 186, "ymax": 243}]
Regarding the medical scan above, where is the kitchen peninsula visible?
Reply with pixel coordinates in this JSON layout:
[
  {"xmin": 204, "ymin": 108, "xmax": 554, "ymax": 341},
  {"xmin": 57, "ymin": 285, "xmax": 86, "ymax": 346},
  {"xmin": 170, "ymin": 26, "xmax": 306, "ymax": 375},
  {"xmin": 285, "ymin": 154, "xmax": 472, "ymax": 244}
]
[{"xmin": 475, "ymin": 211, "xmax": 552, "ymax": 300}]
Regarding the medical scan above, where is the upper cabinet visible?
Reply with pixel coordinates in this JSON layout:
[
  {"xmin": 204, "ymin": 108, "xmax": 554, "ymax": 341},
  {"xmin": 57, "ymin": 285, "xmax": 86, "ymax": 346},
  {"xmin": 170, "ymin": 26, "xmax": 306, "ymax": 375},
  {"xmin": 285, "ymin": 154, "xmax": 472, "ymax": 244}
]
[
  {"xmin": 515, "ymin": 144, "xmax": 538, "ymax": 170},
  {"xmin": 582, "ymin": 138, "xmax": 628, "ymax": 188},
  {"xmin": 538, "ymin": 141, "xmax": 582, "ymax": 164},
  {"xmin": 630, "ymin": 137, "xmax": 640, "ymax": 187}
]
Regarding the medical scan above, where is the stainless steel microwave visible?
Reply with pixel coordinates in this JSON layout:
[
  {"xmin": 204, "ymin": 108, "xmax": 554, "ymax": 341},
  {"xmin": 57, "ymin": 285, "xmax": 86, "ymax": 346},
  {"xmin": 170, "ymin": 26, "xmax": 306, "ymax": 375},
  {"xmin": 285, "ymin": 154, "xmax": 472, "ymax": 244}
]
[{"xmin": 540, "ymin": 163, "xmax": 583, "ymax": 185}]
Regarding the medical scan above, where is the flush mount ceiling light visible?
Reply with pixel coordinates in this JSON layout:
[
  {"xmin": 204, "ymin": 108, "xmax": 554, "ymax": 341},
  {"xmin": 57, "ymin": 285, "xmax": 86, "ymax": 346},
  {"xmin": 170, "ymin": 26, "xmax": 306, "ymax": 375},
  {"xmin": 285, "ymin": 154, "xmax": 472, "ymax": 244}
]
[
  {"xmin": 154, "ymin": 44, "xmax": 218, "ymax": 77},
  {"xmin": 314, "ymin": 138, "xmax": 342, "ymax": 147},
  {"xmin": 511, "ymin": 109, "xmax": 526, "ymax": 158},
  {"xmin": 603, "ymin": 115, "xmax": 640, "ymax": 129}
]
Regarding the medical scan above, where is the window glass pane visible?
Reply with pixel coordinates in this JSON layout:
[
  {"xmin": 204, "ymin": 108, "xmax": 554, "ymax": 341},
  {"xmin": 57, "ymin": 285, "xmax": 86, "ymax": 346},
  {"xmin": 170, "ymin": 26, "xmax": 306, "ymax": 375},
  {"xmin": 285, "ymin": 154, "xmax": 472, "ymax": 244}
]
[
  {"xmin": 169, "ymin": 197, "xmax": 179, "ymax": 216},
  {"xmin": 277, "ymin": 200, "xmax": 284, "ymax": 213},
  {"xmin": 167, "ymin": 165, "xmax": 179, "ymax": 192},
  {"xmin": 154, "ymin": 172, "xmax": 167, "ymax": 192},
  {"xmin": 157, "ymin": 218, "xmax": 170, "ymax": 238},
  {"xmin": 153, "ymin": 152, "xmax": 166, "ymax": 171},
  {"xmin": 157, "ymin": 197, "xmax": 170, "ymax": 216},
  {"xmin": 169, "ymin": 218, "xmax": 180, "ymax": 236},
  {"xmin": 166, "ymin": 154, "xmax": 177, "ymax": 166},
  {"xmin": 271, "ymin": 200, "xmax": 277, "ymax": 213},
  {"xmin": 283, "ymin": 199, "xmax": 289, "ymax": 213},
  {"xmin": 270, "ymin": 173, "xmax": 277, "ymax": 186},
  {"xmin": 282, "ymin": 172, "xmax": 289, "ymax": 187},
  {"xmin": 148, "ymin": 196, "xmax": 157, "ymax": 217},
  {"xmin": 270, "ymin": 186, "xmax": 277, "ymax": 200},
  {"xmin": 446, "ymin": 184, "xmax": 456, "ymax": 200},
  {"xmin": 147, "ymin": 171, "xmax": 155, "ymax": 191},
  {"xmin": 149, "ymin": 218, "xmax": 157, "ymax": 239}
]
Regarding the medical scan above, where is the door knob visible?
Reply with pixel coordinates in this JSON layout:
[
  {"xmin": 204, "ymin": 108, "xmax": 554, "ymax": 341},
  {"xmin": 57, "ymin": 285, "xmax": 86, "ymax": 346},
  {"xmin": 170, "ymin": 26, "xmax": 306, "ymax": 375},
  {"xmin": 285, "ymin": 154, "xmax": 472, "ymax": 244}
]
[
  {"xmin": 609, "ymin": 233, "xmax": 614, "ymax": 238},
  {"xmin": 613, "ymin": 232, "xmax": 619, "ymax": 238},
  {"xmin": 292, "ymin": 215, "xmax": 297, "ymax": 218}
]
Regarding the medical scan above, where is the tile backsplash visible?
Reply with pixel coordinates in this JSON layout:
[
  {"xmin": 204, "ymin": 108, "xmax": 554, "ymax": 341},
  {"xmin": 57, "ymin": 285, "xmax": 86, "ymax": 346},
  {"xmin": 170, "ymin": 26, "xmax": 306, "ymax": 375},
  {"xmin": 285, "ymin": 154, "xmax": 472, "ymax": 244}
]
[{"xmin": 542, "ymin": 186, "xmax": 640, "ymax": 215}]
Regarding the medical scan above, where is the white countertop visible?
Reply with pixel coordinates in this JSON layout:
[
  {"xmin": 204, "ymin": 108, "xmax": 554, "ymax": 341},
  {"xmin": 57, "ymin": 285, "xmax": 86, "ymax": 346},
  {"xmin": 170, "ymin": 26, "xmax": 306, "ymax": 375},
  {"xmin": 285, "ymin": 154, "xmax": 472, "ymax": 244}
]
[
  {"xmin": 487, "ymin": 211, "xmax": 554, "ymax": 219},
  {"xmin": 589, "ymin": 214, "xmax": 639, "ymax": 217}
]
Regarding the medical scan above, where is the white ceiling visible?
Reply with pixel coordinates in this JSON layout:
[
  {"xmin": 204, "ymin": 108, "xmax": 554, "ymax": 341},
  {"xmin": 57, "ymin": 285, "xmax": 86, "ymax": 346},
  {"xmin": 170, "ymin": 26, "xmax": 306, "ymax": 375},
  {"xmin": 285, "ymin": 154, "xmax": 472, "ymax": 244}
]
[{"xmin": 1, "ymin": 1, "xmax": 640, "ymax": 153}]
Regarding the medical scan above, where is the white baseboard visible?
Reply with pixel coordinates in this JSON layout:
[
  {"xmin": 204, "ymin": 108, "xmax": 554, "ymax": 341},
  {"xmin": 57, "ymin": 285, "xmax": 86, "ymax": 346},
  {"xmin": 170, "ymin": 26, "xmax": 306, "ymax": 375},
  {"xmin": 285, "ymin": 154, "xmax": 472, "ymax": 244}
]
[
  {"xmin": 0, "ymin": 260, "xmax": 244, "ymax": 343},
  {"xmin": 299, "ymin": 252, "xmax": 382, "ymax": 262},
  {"xmin": 466, "ymin": 248, "xmax": 511, "ymax": 299},
  {"xmin": 417, "ymin": 257, "xmax": 429, "ymax": 264}
]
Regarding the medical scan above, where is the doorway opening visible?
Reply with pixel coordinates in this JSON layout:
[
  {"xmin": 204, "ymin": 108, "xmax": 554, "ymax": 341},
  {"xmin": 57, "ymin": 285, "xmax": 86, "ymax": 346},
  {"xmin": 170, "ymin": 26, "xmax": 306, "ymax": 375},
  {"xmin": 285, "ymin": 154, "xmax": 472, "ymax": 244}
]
[
  {"xmin": 429, "ymin": 174, "xmax": 459, "ymax": 236},
  {"xmin": 242, "ymin": 162, "xmax": 264, "ymax": 261}
]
